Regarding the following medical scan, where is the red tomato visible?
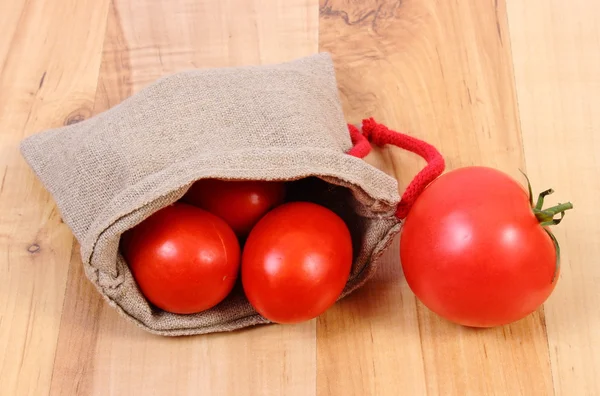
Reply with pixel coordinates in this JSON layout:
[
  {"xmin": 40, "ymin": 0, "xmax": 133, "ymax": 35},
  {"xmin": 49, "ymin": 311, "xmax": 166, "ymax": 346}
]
[
  {"xmin": 400, "ymin": 166, "xmax": 572, "ymax": 327},
  {"xmin": 241, "ymin": 202, "xmax": 353, "ymax": 323},
  {"xmin": 121, "ymin": 202, "xmax": 240, "ymax": 314},
  {"xmin": 182, "ymin": 179, "xmax": 286, "ymax": 238}
]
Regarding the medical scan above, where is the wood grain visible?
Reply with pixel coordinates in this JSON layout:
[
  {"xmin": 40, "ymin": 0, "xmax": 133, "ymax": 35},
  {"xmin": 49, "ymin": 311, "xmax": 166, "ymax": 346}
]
[
  {"xmin": 110, "ymin": 0, "xmax": 318, "ymax": 92},
  {"xmin": 318, "ymin": 1, "xmax": 553, "ymax": 394},
  {"xmin": 2, "ymin": 0, "xmax": 598, "ymax": 394},
  {"xmin": 48, "ymin": 1, "xmax": 319, "ymax": 395},
  {"xmin": 0, "ymin": 1, "xmax": 110, "ymax": 395},
  {"xmin": 507, "ymin": 1, "xmax": 600, "ymax": 394}
]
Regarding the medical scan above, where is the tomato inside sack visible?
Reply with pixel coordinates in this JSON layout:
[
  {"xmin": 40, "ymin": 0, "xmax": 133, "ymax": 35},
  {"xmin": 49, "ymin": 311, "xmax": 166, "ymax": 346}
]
[
  {"xmin": 400, "ymin": 166, "xmax": 566, "ymax": 327},
  {"xmin": 121, "ymin": 202, "xmax": 241, "ymax": 315},
  {"xmin": 241, "ymin": 201, "xmax": 353, "ymax": 324},
  {"xmin": 182, "ymin": 179, "xmax": 286, "ymax": 238}
]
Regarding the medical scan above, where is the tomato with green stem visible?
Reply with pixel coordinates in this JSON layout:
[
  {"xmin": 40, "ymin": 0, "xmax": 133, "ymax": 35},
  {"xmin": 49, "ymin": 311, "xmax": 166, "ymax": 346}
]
[{"xmin": 399, "ymin": 166, "xmax": 573, "ymax": 327}]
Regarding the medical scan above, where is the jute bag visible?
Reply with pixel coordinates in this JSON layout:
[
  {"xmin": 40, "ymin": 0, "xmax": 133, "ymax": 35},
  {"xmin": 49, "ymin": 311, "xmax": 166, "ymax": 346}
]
[{"xmin": 20, "ymin": 53, "xmax": 444, "ymax": 336}]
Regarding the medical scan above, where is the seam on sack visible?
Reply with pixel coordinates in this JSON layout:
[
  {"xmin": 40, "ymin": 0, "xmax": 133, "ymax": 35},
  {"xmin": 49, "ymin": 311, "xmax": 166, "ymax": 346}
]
[
  {"xmin": 85, "ymin": 153, "xmax": 400, "ymax": 269},
  {"xmin": 86, "ymin": 165, "xmax": 398, "ymax": 280},
  {"xmin": 96, "ymin": 283, "xmax": 270, "ymax": 335},
  {"xmin": 91, "ymin": 146, "xmax": 399, "ymax": 223},
  {"xmin": 84, "ymin": 263, "xmax": 271, "ymax": 335}
]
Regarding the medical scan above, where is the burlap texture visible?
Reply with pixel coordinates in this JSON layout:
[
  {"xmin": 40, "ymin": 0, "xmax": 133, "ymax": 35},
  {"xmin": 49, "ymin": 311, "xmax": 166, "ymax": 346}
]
[{"xmin": 20, "ymin": 53, "xmax": 402, "ymax": 336}]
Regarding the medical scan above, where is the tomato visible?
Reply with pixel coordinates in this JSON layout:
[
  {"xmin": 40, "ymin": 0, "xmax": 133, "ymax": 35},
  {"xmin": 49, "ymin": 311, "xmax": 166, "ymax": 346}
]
[
  {"xmin": 399, "ymin": 166, "xmax": 572, "ymax": 327},
  {"xmin": 182, "ymin": 179, "xmax": 286, "ymax": 238},
  {"xmin": 121, "ymin": 202, "xmax": 240, "ymax": 314},
  {"xmin": 241, "ymin": 201, "xmax": 353, "ymax": 323}
]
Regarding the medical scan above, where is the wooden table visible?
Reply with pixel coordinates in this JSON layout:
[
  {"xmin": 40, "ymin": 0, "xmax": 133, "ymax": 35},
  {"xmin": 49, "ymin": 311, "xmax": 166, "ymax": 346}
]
[{"xmin": 1, "ymin": 0, "xmax": 598, "ymax": 394}]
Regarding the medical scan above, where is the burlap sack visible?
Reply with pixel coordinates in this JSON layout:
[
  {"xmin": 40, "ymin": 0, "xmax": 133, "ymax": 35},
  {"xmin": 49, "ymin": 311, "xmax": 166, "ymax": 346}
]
[{"xmin": 20, "ymin": 53, "xmax": 442, "ymax": 336}]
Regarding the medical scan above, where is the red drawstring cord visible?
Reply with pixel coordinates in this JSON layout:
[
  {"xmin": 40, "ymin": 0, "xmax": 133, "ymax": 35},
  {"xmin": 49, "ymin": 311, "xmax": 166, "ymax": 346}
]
[
  {"xmin": 347, "ymin": 124, "xmax": 372, "ymax": 158},
  {"xmin": 347, "ymin": 118, "xmax": 445, "ymax": 220}
]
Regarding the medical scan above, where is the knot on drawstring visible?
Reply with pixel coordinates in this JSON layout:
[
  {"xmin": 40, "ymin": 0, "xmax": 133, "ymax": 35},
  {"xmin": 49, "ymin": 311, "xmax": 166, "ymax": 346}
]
[
  {"xmin": 361, "ymin": 117, "xmax": 389, "ymax": 147},
  {"xmin": 346, "ymin": 118, "xmax": 446, "ymax": 220}
]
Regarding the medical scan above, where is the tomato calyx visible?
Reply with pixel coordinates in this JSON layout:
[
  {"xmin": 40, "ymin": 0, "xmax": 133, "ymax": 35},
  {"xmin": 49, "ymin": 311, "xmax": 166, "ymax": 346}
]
[
  {"xmin": 532, "ymin": 189, "xmax": 573, "ymax": 226},
  {"xmin": 521, "ymin": 171, "xmax": 574, "ymax": 282}
]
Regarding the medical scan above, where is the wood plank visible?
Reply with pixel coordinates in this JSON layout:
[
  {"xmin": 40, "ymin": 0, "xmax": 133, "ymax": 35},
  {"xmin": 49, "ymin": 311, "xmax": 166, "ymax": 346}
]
[
  {"xmin": 0, "ymin": 0, "xmax": 110, "ymax": 394},
  {"xmin": 113, "ymin": 0, "xmax": 319, "ymax": 91},
  {"xmin": 49, "ymin": 1, "xmax": 319, "ymax": 395},
  {"xmin": 506, "ymin": 1, "xmax": 600, "ymax": 394},
  {"xmin": 317, "ymin": 0, "xmax": 554, "ymax": 394}
]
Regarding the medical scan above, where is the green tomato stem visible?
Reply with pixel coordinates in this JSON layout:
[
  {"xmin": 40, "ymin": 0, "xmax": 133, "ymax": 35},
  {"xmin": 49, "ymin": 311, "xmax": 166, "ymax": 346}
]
[
  {"xmin": 521, "ymin": 171, "xmax": 574, "ymax": 283},
  {"xmin": 534, "ymin": 202, "xmax": 574, "ymax": 225}
]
